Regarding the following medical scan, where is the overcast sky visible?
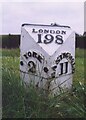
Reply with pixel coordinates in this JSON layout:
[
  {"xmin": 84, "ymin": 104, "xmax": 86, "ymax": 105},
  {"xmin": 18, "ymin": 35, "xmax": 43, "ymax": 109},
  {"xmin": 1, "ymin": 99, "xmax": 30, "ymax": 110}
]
[{"xmin": 0, "ymin": 1, "xmax": 85, "ymax": 35}]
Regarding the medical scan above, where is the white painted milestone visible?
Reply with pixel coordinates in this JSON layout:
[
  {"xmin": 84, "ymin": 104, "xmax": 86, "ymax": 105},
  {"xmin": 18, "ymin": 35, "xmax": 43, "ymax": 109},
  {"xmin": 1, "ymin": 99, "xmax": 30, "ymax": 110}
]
[{"xmin": 20, "ymin": 23, "xmax": 75, "ymax": 95}]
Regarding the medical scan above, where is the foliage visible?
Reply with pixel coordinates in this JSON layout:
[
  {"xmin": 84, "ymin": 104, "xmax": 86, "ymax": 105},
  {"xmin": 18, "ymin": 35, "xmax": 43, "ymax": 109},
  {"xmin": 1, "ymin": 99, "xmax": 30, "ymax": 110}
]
[{"xmin": 2, "ymin": 48, "xmax": 20, "ymax": 57}]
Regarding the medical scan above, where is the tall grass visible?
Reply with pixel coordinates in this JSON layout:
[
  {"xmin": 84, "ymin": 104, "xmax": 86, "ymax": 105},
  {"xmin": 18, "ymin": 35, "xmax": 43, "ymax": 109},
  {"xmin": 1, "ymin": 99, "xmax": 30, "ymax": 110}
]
[
  {"xmin": 2, "ymin": 48, "xmax": 20, "ymax": 57},
  {"xmin": 2, "ymin": 48, "xmax": 86, "ymax": 118},
  {"xmin": 0, "ymin": 49, "xmax": 2, "ymax": 120}
]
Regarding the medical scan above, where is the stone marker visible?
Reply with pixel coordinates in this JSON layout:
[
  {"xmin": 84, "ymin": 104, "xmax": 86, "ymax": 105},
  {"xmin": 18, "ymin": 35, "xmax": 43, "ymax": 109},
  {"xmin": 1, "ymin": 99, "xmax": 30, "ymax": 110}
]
[{"xmin": 20, "ymin": 23, "xmax": 75, "ymax": 96}]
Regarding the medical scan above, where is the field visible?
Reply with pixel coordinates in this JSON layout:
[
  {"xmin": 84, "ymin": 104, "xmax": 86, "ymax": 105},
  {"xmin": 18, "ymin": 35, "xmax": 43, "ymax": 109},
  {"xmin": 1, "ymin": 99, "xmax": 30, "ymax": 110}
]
[{"xmin": 1, "ymin": 48, "xmax": 86, "ymax": 118}]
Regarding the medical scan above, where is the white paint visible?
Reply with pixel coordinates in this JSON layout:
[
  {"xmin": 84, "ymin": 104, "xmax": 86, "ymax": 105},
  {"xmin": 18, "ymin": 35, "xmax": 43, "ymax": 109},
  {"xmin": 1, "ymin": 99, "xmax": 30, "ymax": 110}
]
[
  {"xmin": 20, "ymin": 23, "xmax": 75, "ymax": 96},
  {"xmin": 24, "ymin": 25, "xmax": 72, "ymax": 55}
]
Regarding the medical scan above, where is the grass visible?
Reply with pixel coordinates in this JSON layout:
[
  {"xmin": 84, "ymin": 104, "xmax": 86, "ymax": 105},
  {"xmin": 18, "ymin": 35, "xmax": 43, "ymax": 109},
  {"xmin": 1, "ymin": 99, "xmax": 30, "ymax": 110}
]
[
  {"xmin": 1, "ymin": 48, "xmax": 86, "ymax": 118},
  {"xmin": 2, "ymin": 48, "xmax": 20, "ymax": 57},
  {"xmin": 0, "ymin": 50, "xmax": 2, "ymax": 120}
]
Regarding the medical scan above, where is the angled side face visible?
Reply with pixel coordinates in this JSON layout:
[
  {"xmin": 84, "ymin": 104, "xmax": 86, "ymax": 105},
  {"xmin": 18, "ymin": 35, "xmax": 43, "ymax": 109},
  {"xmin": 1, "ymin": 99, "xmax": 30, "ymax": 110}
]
[{"xmin": 20, "ymin": 24, "xmax": 75, "ymax": 95}]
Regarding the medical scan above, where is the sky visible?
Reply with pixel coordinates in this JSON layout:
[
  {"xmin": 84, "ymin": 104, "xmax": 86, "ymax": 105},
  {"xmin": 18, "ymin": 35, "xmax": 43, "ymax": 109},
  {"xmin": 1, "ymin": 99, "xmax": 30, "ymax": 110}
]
[
  {"xmin": 84, "ymin": 1, "xmax": 86, "ymax": 32},
  {"xmin": 0, "ymin": 0, "xmax": 85, "ymax": 35}
]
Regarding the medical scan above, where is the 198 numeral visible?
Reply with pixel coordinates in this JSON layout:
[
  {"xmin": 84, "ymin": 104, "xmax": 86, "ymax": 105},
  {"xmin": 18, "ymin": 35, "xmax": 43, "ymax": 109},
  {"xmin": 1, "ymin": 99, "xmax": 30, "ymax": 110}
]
[{"xmin": 37, "ymin": 34, "xmax": 63, "ymax": 44}]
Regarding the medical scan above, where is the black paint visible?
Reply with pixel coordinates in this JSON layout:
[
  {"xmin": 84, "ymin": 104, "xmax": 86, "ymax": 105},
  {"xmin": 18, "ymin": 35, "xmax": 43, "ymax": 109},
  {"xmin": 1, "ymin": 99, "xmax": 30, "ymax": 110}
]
[
  {"xmin": 44, "ymin": 67, "xmax": 49, "ymax": 73},
  {"xmin": 20, "ymin": 61, "xmax": 24, "ymax": 66}
]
